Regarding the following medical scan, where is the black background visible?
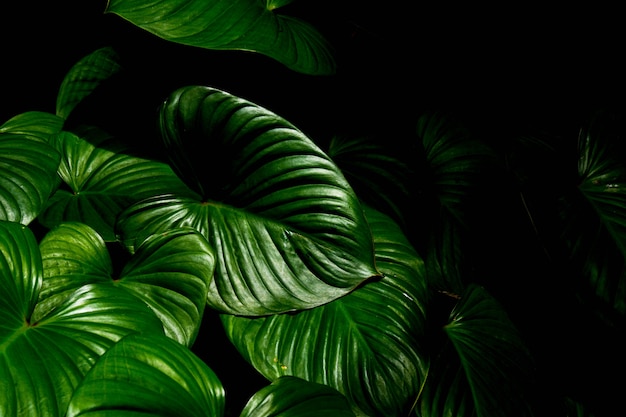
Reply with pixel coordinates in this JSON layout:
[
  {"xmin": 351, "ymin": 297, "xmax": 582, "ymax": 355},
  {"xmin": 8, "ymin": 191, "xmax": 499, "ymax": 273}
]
[{"xmin": 2, "ymin": 2, "xmax": 626, "ymax": 416}]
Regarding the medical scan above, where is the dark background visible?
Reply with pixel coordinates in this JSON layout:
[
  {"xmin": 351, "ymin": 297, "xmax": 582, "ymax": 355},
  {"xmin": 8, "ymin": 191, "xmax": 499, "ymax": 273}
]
[{"xmin": 2, "ymin": 2, "xmax": 625, "ymax": 415}]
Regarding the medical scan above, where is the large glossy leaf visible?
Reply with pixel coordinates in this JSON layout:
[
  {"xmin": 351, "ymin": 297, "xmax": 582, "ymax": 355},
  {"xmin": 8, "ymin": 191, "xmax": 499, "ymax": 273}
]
[
  {"xmin": 417, "ymin": 284, "xmax": 537, "ymax": 417},
  {"xmin": 38, "ymin": 127, "xmax": 196, "ymax": 241},
  {"xmin": 0, "ymin": 221, "xmax": 164, "ymax": 417},
  {"xmin": 66, "ymin": 332, "xmax": 225, "ymax": 417},
  {"xmin": 240, "ymin": 376, "xmax": 355, "ymax": 417},
  {"xmin": 116, "ymin": 85, "xmax": 379, "ymax": 316},
  {"xmin": 0, "ymin": 118, "xmax": 61, "ymax": 225},
  {"xmin": 56, "ymin": 47, "xmax": 123, "ymax": 120},
  {"xmin": 104, "ymin": 0, "xmax": 336, "ymax": 75},
  {"xmin": 35, "ymin": 222, "xmax": 214, "ymax": 347},
  {"xmin": 221, "ymin": 205, "xmax": 430, "ymax": 416},
  {"xmin": 559, "ymin": 110, "xmax": 626, "ymax": 317}
]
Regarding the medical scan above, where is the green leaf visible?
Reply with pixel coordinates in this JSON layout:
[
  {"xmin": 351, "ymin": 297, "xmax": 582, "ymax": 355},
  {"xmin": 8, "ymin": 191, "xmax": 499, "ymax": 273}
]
[
  {"xmin": 241, "ymin": 376, "xmax": 356, "ymax": 417},
  {"xmin": 0, "ymin": 111, "xmax": 64, "ymax": 139},
  {"xmin": 66, "ymin": 332, "xmax": 225, "ymax": 417},
  {"xmin": 38, "ymin": 128, "xmax": 195, "ymax": 241},
  {"xmin": 418, "ymin": 284, "xmax": 536, "ymax": 417},
  {"xmin": 559, "ymin": 110, "xmax": 626, "ymax": 318},
  {"xmin": 222, "ymin": 205, "xmax": 430, "ymax": 416},
  {"xmin": 36, "ymin": 222, "xmax": 214, "ymax": 347},
  {"xmin": 0, "ymin": 128, "xmax": 61, "ymax": 225},
  {"xmin": 104, "ymin": 0, "xmax": 336, "ymax": 75},
  {"xmin": 327, "ymin": 135, "xmax": 412, "ymax": 227},
  {"xmin": 117, "ymin": 86, "xmax": 380, "ymax": 316},
  {"xmin": 56, "ymin": 47, "xmax": 123, "ymax": 120}
]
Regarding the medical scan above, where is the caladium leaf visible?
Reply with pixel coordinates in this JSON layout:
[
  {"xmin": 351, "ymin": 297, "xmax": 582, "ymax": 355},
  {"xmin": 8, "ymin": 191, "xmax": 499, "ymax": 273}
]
[
  {"xmin": 38, "ymin": 127, "xmax": 196, "ymax": 241},
  {"xmin": 56, "ymin": 46, "xmax": 123, "ymax": 120},
  {"xmin": 0, "ymin": 127, "xmax": 61, "ymax": 225},
  {"xmin": 418, "ymin": 284, "xmax": 537, "ymax": 417},
  {"xmin": 559, "ymin": 110, "xmax": 626, "ymax": 318},
  {"xmin": 66, "ymin": 332, "xmax": 225, "ymax": 417},
  {"xmin": 116, "ymin": 85, "xmax": 379, "ymax": 316},
  {"xmin": 240, "ymin": 376, "xmax": 355, "ymax": 417},
  {"xmin": 221, "ymin": 205, "xmax": 430, "ymax": 416},
  {"xmin": 0, "ymin": 221, "xmax": 164, "ymax": 417},
  {"xmin": 36, "ymin": 222, "xmax": 214, "ymax": 347},
  {"xmin": 104, "ymin": 0, "xmax": 336, "ymax": 75}
]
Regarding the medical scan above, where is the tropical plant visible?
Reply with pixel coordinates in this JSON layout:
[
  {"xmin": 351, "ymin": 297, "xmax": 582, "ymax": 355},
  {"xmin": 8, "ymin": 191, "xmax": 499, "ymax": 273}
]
[{"xmin": 1, "ymin": 1, "xmax": 624, "ymax": 417}]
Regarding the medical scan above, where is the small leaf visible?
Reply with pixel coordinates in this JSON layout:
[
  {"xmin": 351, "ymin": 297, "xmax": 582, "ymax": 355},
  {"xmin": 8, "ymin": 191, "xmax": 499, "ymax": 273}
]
[
  {"xmin": 66, "ymin": 332, "xmax": 225, "ymax": 417},
  {"xmin": 241, "ymin": 376, "xmax": 355, "ymax": 417},
  {"xmin": 56, "ymin": 46, "xmax": 123, "ymax": 120}
]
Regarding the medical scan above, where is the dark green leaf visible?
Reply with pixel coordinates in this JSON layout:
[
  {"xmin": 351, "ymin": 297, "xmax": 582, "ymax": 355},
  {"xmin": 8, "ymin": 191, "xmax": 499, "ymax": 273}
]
[
  {"xmin": 117, "ymin": 86, "xmax": 379, "ymax": 316},
  {"xmin": 222, "ymin": 205, "xmax": 429, "ymax": 416},
  {"xmin": 66, "ymin": 332, "xmax": 225, "ymax": 417},
  {"xmin": 241, "ymin": 376, "xmax": 355, "ymax": 417},
  {"xmin": 105, "ymin": 0, "xmax": 336, "ymax": 75},
  {"xmin": 56, "ymin": 47, "xmax": 123, "ymax": 120},
  {"xmin": 0, "ymin": 111, "xmax": 64, "ymax": 140}
]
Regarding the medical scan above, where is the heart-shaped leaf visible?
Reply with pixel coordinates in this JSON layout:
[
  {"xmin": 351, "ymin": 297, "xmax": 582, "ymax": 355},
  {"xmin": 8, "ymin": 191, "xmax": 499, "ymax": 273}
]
[
  {"xmin": 38, "ymin": 128, "xmax": 196, "ymax": 241},
  {"xmin": 117, "ymin": 85, "xmax": 379, "ymax": 316},
  {"xmin": 36, "ymin": 222, "xmax": 214, "ymax": 346},
  {"xmin": 221, "ymin": 205, "xmax": 430, "ymax": 416},
  {"xmin": 66, "ymin": 332, "xmax": 225, "ymax": 417},
  {"xmin": 0, "ymin": 221, "xmax": 164, "ymax": 417},
  {"xmin": 104, "ymin": 0, "xmax": 336, "ymax": 75},
  {"xmin": 56, "ymin": 46, "xmax": 123, "ymax": 120},
  {"xmin": 240, "ymin": 376, "xmax": 355, "ymax": 417},
  {"xmin": 418, "ymin": 284, "xmax": 537, "ymax": 417},
  {"xmin": 0, "ymin": 125, "xmax": 61, "ymax": 225}
]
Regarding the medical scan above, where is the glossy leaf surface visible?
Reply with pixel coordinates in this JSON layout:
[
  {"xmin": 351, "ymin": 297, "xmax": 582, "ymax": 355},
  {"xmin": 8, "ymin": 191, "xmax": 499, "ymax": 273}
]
[
  {"xmin": 222, "ymin": 205, "xmax": 429, "ymax": 416},
  {"xmin": 0, "ymin": 221, "xmax": 164, "ymax": 417},
  {"xmin": 241, "ymin": 376, "xmax": 355, "ymax": 417},
  {"xmin": 117, "ymin": 86, "xmax": 379, "ymax": 315},
  {"xmin": 105, "ymin": 0, "xmax": 336, "ymax": 75},
  {"xmin": 39, "ymin": 128, "xmax": 194, "ymax": 241},
  {"xmin": 66, "ymin": 333, "xmax": 225, "ymax": 417},
  {"xmin": 0, "ymin": 124, "xmax": 61, "ymax": 225},
  {"xmin": 36, "ymin": 222, "xmax": 214, "ymax": 346}
]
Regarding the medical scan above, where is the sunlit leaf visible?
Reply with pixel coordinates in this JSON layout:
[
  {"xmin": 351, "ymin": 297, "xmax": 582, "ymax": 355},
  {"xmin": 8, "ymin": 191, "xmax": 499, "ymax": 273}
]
[
  {"xmin": 0, "ymin": 111, "xmax": 64, "ymax": 140},
  {"xmin": 117, "ymin": 86, "xmax": 379, "ymax": 316},
  {"xmin": 105, "ymin": 0, "xmax": 336, "ymax": 75},
  {"xmin": 66, "ymin": 332, "xmax": 225, "ymax": 417},
  {"xmin": 222, "ymin": 205, "xmax": 430, "ymax": 416}
]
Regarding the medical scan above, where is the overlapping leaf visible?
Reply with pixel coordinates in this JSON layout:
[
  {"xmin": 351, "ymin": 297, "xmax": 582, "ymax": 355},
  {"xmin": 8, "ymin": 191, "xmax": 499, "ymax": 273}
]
[
  {"xmin": 56, "ymin": 46, "xmax": 123, "ymax": 120},
  {"xmin": 35, "ymin": 222, "xmax": 214, "ymax": 346},
  {"xmin": 0, "ymin": 114, "xmax": 61, "ymax": 225},
  {"xmin": 66, "ymin": 332, "xmax": 225, "ymax": 417},
  {"xmin": 240, "ymin": 376, "xmax": 355, "ymax": 417},
  {"xmin": 221, "ymin": 205, "xmax": 429, "ymax": 416},
  {"xmin": 417, "ymin": 284, "xmax": 537, "ymax": 417},
  {"xmin": 0, "ymin": 221, "xmax": 164, "ymax": 417},
  {"xmin": 560, "ymin": 110, "xmax": 626, "ymax": 317},
  {"xmin": 38, "ymin": 128, "xmax": 196, "ymax": 241},
  {"xmin": 116, "ymin": 85, "xmax": 379, "ymax": 316},
  {"xmin": 104, "ymin": 0, "xmax": 336, "ymax": 75}
]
